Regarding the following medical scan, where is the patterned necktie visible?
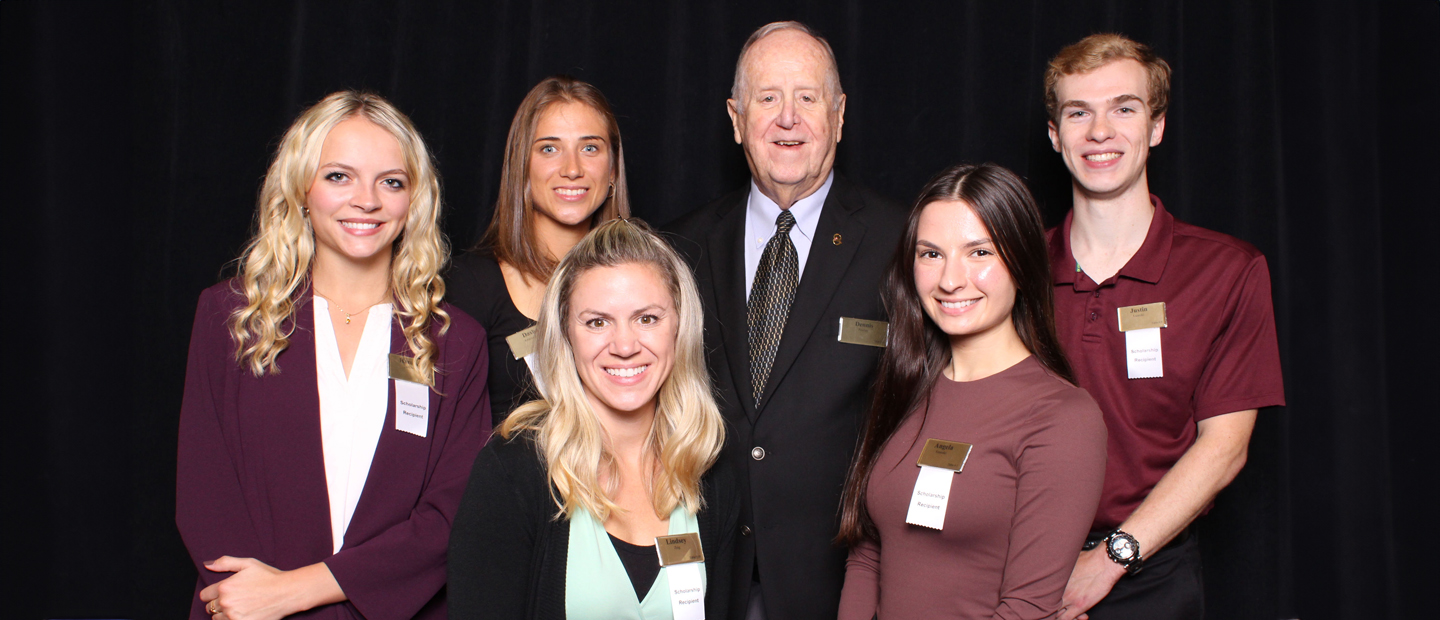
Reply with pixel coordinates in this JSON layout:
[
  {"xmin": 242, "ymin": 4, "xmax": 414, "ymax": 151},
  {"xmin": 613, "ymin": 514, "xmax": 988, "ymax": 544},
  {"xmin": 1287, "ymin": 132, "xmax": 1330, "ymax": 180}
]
[{"xmin": 748, "ymin": 209, "xmax": 799, "ymax": 405}]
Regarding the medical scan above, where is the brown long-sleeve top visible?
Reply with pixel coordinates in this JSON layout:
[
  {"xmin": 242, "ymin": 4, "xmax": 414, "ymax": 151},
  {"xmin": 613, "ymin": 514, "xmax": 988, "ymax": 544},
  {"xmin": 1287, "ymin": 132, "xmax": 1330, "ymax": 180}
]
[{"xmin": 838, "ymin": 356, "xmax": 1107, "ymax": 620}]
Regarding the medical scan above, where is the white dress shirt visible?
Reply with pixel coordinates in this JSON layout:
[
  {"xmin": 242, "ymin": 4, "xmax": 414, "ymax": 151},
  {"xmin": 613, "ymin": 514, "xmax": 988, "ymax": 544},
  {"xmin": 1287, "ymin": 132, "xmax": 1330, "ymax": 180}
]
[
  {"xmin": 743, "ymin": 171, "xmax": 834, "ymax": 300},
  {"xmin": 314, "ymin": 297, "xmax": 393, "ymax": 554}
]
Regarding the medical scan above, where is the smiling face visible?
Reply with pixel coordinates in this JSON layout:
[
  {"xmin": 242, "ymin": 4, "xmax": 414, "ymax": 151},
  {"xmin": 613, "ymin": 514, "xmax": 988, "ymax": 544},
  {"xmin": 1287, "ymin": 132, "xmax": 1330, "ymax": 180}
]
[
  {"xmin": 913, "ymin": 200, "xmax": 1018, "ymax": 347},
  {"xmin": 727, "ymin": 29, "xmax": 845, "ymax": 206},
  {"xmin": 1048, "ymin": 59, "xmax": 1166, "ymax": 202},
  {"xmin": 568, "ymin": 262, "xmax": 678, "ymax": 422},
  {"xmin": 306, "ymin": 116, "xmax": 411, "ymax": 268},
  {"xmin": 528, "ymin": 101, "xmax": 615, "ymax": 231}
]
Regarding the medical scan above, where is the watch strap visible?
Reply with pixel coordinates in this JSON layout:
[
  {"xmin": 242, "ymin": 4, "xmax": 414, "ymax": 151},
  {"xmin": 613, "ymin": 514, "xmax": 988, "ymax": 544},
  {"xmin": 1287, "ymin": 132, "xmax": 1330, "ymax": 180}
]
[{"xmin": 1103, "ymin": 529, "xmax": 1145, "ymax": 575}]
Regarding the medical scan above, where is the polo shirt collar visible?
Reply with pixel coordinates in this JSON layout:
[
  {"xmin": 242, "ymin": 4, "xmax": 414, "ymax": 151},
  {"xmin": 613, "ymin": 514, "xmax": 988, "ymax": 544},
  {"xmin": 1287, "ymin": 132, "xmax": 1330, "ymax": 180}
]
[
  {"xmin": 1050, "ymin": 213, "xmax": 1078, "ymax": 286},
  {"xmin": 1052, "ymin": 194, "xmax": 1175, "ymax": 288}
]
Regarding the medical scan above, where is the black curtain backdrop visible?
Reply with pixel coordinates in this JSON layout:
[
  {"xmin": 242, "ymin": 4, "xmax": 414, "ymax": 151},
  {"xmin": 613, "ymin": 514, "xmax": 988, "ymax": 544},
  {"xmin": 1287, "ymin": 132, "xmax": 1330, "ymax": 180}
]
[{"xmin": 3, "ymin": 1, "xmax": 1436, "ymax": 618}]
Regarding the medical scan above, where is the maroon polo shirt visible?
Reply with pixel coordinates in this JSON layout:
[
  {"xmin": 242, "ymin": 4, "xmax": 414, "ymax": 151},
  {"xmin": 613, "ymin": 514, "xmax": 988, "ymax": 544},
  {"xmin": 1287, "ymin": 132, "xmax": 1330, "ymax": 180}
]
[{"xmin": 1047, "ymin": 196, "xmax": 1285, "ymax": 531}]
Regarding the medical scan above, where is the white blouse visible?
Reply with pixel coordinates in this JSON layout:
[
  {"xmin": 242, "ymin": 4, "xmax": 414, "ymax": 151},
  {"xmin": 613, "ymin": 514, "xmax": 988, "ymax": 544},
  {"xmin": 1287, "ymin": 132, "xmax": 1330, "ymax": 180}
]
[{"xmin": 313, "ymin": 297, "xmax": 393, "ymax": 554}]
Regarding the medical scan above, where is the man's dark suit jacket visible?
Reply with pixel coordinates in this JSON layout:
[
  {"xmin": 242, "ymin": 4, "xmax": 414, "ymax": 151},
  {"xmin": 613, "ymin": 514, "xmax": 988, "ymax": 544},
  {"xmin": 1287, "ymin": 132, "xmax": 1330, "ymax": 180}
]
[{"xmin": 664, "ymin": 174, "xmax": 906, "ymax": 620}]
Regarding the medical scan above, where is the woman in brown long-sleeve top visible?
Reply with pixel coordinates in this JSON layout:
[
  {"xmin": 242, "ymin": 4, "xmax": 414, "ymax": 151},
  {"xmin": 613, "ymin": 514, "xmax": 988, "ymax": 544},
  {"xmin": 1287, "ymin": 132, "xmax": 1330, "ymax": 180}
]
[{"xmin": 837, "ymin": 163, "xmax": 1107, "ymax": 620}]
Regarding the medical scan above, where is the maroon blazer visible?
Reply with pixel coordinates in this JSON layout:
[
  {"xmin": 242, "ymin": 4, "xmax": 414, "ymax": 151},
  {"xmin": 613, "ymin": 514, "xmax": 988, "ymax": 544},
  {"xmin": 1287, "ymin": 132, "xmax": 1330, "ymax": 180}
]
[{"xmin": 176, "ymin": 281, "xmax": 491, "ymax": 620}]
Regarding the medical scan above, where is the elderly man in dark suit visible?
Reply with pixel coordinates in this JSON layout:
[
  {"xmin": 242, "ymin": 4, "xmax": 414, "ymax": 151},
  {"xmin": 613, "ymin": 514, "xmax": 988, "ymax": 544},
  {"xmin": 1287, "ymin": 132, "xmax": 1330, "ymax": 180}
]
[{"xmin": 664, "ymin": 21, "xmax": 906, "ymax": 620}]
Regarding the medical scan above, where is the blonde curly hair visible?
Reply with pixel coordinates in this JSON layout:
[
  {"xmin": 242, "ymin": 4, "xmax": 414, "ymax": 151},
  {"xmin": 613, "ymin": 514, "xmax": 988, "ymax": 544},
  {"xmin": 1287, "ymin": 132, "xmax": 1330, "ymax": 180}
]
[{"xmin": 228, "ymin": 90, "xmax": 450, "ymax": 382}]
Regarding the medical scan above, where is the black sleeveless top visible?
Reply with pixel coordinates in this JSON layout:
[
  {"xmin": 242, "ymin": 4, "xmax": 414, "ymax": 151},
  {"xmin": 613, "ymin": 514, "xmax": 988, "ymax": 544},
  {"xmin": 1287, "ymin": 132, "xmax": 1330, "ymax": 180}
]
[{"xmin": 445, "ymin": 250, "xmax": 539, "ymax": 425}]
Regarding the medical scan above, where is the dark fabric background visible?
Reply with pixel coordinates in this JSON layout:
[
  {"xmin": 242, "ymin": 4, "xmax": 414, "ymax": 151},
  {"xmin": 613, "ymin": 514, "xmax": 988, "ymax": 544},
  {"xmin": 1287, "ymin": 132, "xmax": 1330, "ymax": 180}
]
[{"xmin": 3, "ymin": 1, "xmax": 1436, "ymax": 618}]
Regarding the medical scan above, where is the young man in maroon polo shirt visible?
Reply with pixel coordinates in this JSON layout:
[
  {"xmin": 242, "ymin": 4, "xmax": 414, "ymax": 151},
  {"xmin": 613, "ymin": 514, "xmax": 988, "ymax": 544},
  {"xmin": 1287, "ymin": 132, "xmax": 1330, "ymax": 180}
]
[{"xmin": 1043, "ymin": 34, "xmax": 1286, "ymax": 620}]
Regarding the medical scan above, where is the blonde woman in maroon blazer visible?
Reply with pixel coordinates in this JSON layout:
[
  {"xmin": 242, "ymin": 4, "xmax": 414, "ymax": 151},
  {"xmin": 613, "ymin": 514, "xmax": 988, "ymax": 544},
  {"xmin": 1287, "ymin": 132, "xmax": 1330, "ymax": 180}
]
[{"xmin": 176, "ymin": 91, "xmax": 490, "ymax": 620}]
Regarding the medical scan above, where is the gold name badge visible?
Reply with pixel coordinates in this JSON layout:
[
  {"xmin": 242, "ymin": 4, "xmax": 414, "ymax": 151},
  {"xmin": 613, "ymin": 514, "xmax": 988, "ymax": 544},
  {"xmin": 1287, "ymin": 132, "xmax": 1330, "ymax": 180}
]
[
  {"xmin": 388, "ymin": 354, "xmax": 430, "ymax": 385},
  {"xmin": 655, "ymin": 532, "xmax": 705, "ymax": 566},
  {"xmin": 837, "ymin": 317, "xmax": 889, "ymax": 347},
  {"xmin": 1117, "ymin": 302, "xmax": 1167, "ymax": 332},
  {"xmin": 505, "ymin": 325, "xmax": 539, "ymax": 360},
  {"xmin": 916, "ymin": 438, "xmax": 973, "ymax": 472}
]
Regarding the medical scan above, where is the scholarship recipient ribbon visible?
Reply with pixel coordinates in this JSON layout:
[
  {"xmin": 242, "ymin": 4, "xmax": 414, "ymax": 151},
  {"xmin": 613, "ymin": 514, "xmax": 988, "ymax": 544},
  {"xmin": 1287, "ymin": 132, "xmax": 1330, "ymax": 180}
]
[
  {"xmin": 905, "ymin": 439, "xmax": 974, "ymax": 530},
  {"xmin": 656, "ymin": 532, "xmax": 706, "ymax": 620}
]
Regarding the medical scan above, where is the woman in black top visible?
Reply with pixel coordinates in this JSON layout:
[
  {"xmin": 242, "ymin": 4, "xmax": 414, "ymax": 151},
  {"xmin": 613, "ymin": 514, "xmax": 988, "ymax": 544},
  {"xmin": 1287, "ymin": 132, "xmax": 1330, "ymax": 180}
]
[
  {"xmin": 448, "ymin": 76, "xmax": 631, "ymax": 423},
  {"xmin": 448, "ymin": 219, "xmax": 737, "ymax": 619}
]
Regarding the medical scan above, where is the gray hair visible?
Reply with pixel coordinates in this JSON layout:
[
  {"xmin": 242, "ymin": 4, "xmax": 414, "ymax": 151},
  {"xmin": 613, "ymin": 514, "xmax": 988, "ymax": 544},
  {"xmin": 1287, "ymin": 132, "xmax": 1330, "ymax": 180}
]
[{"xmin": 730, "ymin": 21, "xmax": 844, "ymax": 110}]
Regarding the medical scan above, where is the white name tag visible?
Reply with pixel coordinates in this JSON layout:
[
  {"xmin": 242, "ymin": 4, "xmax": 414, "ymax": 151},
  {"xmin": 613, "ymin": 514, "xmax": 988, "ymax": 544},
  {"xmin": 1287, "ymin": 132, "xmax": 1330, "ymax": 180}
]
[
  {"xmin": 1124, "ymin": 327, "xmax": 1164, "ymax": 379},
  {"xmin": 905, "ymin": 465, "xmax": 955, "ymax": 530},
  {"xmin": 394, "ymin": 379, "xmax": 430, "ymax": 437},
  {"xmin": 665, "ymin": 563, "xmax": 705, "ymax": 620}
]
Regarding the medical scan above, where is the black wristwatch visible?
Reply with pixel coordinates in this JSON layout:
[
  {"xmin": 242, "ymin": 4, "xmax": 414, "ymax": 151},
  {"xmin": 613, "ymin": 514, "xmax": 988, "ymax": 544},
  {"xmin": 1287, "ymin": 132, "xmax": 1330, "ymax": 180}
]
[{"xmin": 1102, "ymin": 529, "xmax": 1145, "ymax": 575}]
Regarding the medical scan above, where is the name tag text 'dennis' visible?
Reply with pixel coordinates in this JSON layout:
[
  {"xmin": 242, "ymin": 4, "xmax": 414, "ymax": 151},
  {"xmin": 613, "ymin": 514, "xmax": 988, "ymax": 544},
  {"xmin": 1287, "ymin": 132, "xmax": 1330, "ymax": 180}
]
[{"xmin": 837, "ymin": 317, "xmax": 888, "ymax": 347}]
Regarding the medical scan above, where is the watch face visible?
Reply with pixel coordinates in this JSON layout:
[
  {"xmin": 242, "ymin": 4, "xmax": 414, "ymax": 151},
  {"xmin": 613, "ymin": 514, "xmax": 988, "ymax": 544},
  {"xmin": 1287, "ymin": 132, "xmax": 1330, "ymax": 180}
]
[{"xmin": 1109, "ymin": 538, "xmax": 1136, "ymax": 561}]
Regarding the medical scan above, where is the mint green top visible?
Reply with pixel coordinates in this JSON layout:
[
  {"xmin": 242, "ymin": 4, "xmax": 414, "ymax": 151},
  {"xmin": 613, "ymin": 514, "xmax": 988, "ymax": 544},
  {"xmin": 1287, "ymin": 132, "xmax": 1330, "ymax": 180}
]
[{"xmin": 565, "ymin": 504, "xmax": 704, "ymax": 619}]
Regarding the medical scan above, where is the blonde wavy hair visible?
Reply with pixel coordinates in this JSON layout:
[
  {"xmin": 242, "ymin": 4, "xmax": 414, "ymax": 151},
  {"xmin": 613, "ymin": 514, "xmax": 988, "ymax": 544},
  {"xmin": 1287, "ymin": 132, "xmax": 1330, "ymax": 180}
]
[
  {"xmin": 228, "ymin": 90, "xmax": 450, "ymax": 382},
  {"xmin": 500, "ymin": 218, "xmax": 724, "ymax": 520}
]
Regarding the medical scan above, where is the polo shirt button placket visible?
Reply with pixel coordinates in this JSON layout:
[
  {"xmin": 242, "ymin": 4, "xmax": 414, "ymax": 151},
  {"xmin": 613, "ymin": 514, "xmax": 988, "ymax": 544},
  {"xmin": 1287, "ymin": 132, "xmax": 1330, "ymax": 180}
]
[{"xmin": 1082, "ymin": 287, "xmax": 1107, "ymax": 343}]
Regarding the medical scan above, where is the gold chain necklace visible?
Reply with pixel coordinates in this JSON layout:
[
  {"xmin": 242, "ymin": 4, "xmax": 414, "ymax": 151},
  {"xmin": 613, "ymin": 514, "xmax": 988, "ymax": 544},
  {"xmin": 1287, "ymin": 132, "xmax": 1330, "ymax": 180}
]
[{"xmin": 314, "ymin": 289, "xmax": 390, "ymax": 325}]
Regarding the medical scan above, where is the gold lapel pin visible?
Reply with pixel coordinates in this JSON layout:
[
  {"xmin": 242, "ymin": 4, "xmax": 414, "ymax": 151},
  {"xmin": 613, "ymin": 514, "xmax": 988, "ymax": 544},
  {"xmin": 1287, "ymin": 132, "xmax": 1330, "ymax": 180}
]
[{"xmin": 832, "ymin": 233, "xmax": 842, "ymax": 245}]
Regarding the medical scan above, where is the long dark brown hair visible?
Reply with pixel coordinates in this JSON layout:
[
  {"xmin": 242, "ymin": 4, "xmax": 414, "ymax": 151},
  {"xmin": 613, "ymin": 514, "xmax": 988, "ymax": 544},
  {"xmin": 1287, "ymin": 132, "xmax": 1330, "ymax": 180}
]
[
  {"xmin": 478, "ymin": 75, "xmax": 631, "ymax": 281},
  {"xmin": 837, "ymin": 163, "xmax": 1074, "ymax": 545}
]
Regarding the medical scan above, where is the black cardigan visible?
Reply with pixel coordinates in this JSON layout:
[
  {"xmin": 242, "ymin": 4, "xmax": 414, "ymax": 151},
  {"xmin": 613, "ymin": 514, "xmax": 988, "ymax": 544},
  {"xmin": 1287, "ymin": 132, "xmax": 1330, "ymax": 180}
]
[{"xmin": 447, "ymin": 432, "xmax": 739, "ymax": 620}]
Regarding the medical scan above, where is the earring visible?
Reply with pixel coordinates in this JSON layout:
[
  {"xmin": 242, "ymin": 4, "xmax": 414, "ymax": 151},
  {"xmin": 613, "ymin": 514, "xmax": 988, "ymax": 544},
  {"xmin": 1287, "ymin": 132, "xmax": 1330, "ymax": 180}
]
[{"xmin": 301, "ymin": 206, "xmax": 310, "ymax": 217}]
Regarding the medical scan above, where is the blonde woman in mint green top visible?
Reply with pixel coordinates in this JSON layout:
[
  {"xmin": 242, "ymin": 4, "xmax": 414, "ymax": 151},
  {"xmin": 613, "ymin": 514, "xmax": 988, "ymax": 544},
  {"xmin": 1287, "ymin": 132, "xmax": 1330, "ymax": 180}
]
[{"xmin": 448, "ymin": 219, "xmax": 739, "ymax": 620}]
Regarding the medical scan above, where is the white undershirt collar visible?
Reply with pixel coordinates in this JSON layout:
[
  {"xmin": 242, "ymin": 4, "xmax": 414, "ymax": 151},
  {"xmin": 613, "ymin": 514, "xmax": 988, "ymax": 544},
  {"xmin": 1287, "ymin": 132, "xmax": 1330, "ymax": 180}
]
[{"xmin": 743, "ymin": 171, "xmax": 833, "ymax": 300}]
